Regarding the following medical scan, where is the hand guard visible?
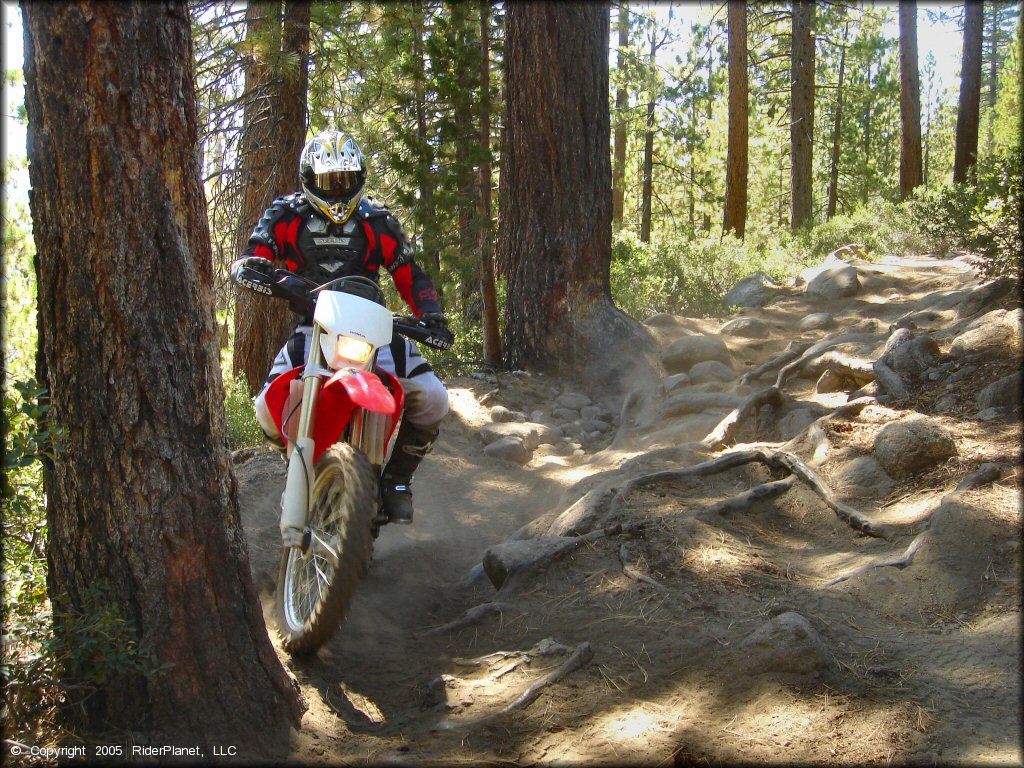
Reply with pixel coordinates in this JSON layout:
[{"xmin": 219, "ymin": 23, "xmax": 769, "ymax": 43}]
[
  {"xmin": 230, "ymin": 256, "xmax": 274, "ymax": 281},
  {"xmin": 419, "ymin": 313, "xmax": 455, "ymax": 350}
]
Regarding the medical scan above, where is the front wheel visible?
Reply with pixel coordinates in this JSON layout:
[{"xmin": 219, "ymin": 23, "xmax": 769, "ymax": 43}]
[{"xmin": 275, "ymin": 442, "xmax": 376, "ymax": 655}]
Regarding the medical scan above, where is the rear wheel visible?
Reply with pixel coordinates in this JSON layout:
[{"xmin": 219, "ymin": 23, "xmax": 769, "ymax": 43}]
[{"xmin": 275, "ymin": 442, "xmax": 376, "ymax": 655}]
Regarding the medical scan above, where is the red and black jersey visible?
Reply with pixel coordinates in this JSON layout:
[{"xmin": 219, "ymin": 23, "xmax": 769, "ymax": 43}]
[{"xmin": 242, "ymin": 193, "xmax": 441, "ymax": 318}]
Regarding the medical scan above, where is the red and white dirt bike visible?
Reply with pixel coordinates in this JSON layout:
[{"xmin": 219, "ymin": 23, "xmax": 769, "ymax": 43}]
[{"xmin": 233, "ymin": 264, "xmax": 451, "ymax": 654}]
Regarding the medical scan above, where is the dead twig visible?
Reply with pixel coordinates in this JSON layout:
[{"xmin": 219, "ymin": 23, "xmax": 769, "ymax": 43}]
[{"xmin": 618, "ymin": 543, "xmax": 668, "ymax": 591}]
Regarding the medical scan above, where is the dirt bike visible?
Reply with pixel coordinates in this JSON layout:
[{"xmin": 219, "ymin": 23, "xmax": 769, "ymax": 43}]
[{"xmin": 232, "ymin": 263, "xmax": 451, "ymax": 654}]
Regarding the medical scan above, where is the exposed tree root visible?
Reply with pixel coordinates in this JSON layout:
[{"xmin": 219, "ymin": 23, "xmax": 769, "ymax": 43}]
[
  {"xmin": 608, "ymin": 448, "xmax": 892, "ymax": 539},
  {"xmin": 435, "ymin": 641, "xmax": 595, "ymax": 731},
  {"xmin": 618, "ymin": 543, "xmax": 668, "ymax": 591},
  {"xmin": 872, "ymin": 359, "xmax": 910, "ymax": 399},
  {"xmin": 498, "ymin": 524, "xmax": 634, "ymax": 595},
  {"xmin": 415, "ymin": 601, "xmax": 513, "ymax": 638},
  {"xmin": 740, "ymin": 341, "xmax": 811, "ymax": 386},
  {"xmin": 707, "ymin": 475, "xmax": 797, "ymax": 515},
  {"xmin": 701, "ymin": 386, "xmax": 785, "ymax": 449},
  {"xmin": 774, "ymin": 332, "xmax": 879, "ymax": 390},
  {"xmin": 826, "ymin": 463, "xmax": 1002, "ymax": 587},
  {"xmin": 801, "ymin": 351, "xmax": 876, "ymax": 385},
  {"xmin": 782, "ymin": 397, "xmax": 877, "ymax": 465}
]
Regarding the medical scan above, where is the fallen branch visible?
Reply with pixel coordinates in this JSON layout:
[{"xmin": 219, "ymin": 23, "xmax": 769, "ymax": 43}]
[
  {"xmin": 774, "ymin": 333, "xmax": 879, "ymax": 391},
  {"xmin": 701, "ymin": 386, "xmax": 785, "ymax": 449},
  {"xmin": 609, "ymin": 448, "xmax": 892, "ymax": 539},
  {"xmin": 618, "ymin": 543, "xmax": 668, "ymax": 591},
  {"xmin": 415, "ymin": 602, "xmax": 513, "ymax": 638},
  {"xmin": 435, "ymin": 642, "xmax": 595, "ymax": 731},
  {"xmin": 707, "ymin": 475, "xmax": 797, "ymax": 515},
  {"xmin": 740, "ymin": 342, "xmax": 812, "ymax": 386}
]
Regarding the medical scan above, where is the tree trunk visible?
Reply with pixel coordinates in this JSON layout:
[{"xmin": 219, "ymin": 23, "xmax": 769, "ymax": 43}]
[
  {"xmin": 863, "ymin": 60, "xmax": 873, "ymax": 203},
  {"xmin": 612, "ymin": 2, "xmax": 629, "ymax": 223},
  {"xmin": 790, "ymin": 1, "xmax": 815, "ymax": 231},
  {"xmin": 479, "ymin": 0, "xmax": 503, "ymax": 367},
  {"xmin": 500, "ymin": 1, "xmax": 654, "ymax": 393},
  {"xmin": 22, "ymin": 1, "xmax": 302, "ymax": 748},
  {"xmin": 723, "ymin": 0, "xmax": 748, "ymax": 239},
  {"xmin": 233, "ymin": 0, "xmax": 310, "ymax": 394},
  {"xmin": 640, "ymin": 34, "xmax": 656, "ymax": 243},
  {"xmin": 827, "ymin": 20, "xmax": 849, "ymax": 220},
  {"xmin": 899, "ymin": 0, "xmax": 924, "ymax": 200},
  {"xmin": 954, "ymin": 0, "xmax": 984, "ymax": 184},
  {"xmin": 413, "ymin": 3, "xmax": 443, "ymax": 292}
]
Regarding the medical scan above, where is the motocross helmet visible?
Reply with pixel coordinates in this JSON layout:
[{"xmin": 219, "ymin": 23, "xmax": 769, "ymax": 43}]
[{"xmin": 299, "ymin": 131, "xmax": 366, "ymax": 224}]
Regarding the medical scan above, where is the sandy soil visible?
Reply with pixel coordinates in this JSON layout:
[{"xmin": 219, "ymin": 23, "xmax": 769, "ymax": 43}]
[{"xmin": 235, "ymin": 253, "xmax": 1021, "ymax": 766}]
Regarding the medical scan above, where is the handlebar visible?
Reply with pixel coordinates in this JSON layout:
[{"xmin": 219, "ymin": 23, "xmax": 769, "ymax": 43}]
[{"xmin": 393, "ymin": 317, "xmax": 454, "ymax": 351}]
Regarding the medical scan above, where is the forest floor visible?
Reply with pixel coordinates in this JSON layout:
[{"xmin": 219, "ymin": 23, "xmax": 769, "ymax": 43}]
[{"xmin": 236, "ymin": 251, "xmax": 1022, "ymax": 766}]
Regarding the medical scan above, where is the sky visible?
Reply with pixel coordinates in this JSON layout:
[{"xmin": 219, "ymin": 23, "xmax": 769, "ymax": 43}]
[{"xmin": 2, "ymin": 2, "xmax": 971, "ymax": 208}]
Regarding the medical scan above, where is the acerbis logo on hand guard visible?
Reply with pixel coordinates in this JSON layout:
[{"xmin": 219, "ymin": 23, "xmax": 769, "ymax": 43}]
[{"xmin": 240, "ymin": 277, "xmax": 272, "ymax": 295}]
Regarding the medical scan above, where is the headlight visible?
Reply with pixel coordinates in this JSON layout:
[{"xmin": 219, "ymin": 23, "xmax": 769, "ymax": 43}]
[{"xmin": 334, "ymin": 335, "xmax": 373, "ymax": 365}]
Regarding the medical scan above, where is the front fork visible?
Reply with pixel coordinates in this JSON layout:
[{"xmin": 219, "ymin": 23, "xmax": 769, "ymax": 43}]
[{"xmin": 280, "ymin": 327, "xmax": 326, "ymax": 549}]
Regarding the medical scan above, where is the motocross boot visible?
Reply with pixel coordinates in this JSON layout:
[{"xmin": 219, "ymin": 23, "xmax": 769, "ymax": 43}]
[{"xmin": 381, "ymin": 420, "xmax": 440, "ymax": 524}]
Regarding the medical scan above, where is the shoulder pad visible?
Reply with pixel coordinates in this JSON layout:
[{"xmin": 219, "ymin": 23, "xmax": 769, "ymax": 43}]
[
  {"xmin": 359, "ymin": 197, "xmax": 391, "ymax": 219},
  {"xmin": 249, "ymin": 194, "xmax": 303, "ymax": 259}
]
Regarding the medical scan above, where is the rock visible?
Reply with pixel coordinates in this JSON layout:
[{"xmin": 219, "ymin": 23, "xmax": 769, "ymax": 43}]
[
  {"xmin": 481, "ymin": 421, "xmax": 557, "ymax": 450},
  {"xmin": 957, "ymin": 276, "xmax": 1017, "ymax": 318},
  {"xmin": 776, "ymin": 409, "xmax": 818, "ymax": 440},
  {"xmin": 580, "ymin": 405, "xmax": 610, "ymax": 421},
  {"xmin": 662, "ymin": 334, "xmax": 732, "ymax": 374},
  {"xmin": 805, "ymin": 264, "xmax": 861, "ymax": 300},
  {"xmin": 552, "ymin": 407, "xmax": 579, "ymax": 421},
  {"xmin": 490, "ymin": 405, "xmax": 516, "ymax": 423},
  {"xmin": 483, "ymin": 537, "xmax": 578, "ymax": 589},
  {"xmin": 556, "ymin": 392, "xmax": 592, "ymax": 410},
  {"xmin": 933, "ymin": 393, "xmax": 958, "ymax": 413},
  {"xmin": 560, "ymin": 422, "xmax": 585, "ymax": 439},
  {"xmin": 800, "ymin": 312, "xmax": 834, "ymax": 332},
  {"xmin": 814, "ymin": 369, "xmax": 848, "ymax": 394},
  {"xmin": 688, "ymin": 359, "xmax": 735, "ymax": 385},
  {"xmin": 530, "ymin": 410, "xmax": 546, "ymax": 422},
  {"xmin": 483, "ymin": 436, "xmax": 531, "ymax": 464},
  {"xmin": 720, "ymin": 317, "xmax": 770, "ymax": 338},
  {"xmin": 975, "ymin": 407, "xmax": 1005, "ymax": 421},
  {"xmin": 976, "ymin": 371, "xmax": 1022, "ymax": 411},
  {"xmin": 664, "ymin": 373, "xmax": 692, "ymax": 393},
  {"xmin": 722, "ymin": 271, "xmax": 784, "ymax": 309},
  {"xmin": 831, "ymin": 456, "xmax": 895, "ymax": 496},
  {"xmin": 884, "ymin": 333, "xmax": 941, "ymax": 380},
  {"xmin": 873, "ymin": 415, "xmax": 957, "ymax": 478},
  {"xmin": 644, "ymin": 313, "xmax": 685, "ymax": 327},
  {"xmin": 946, "ymin": 364, "xmax": 977, "ymax": 385},
  {"xmin": 949, "ymin": 308, "xmax": 1024, "ymax": 357},
  {"xmin": 737, "ymin": 612, "xmax": 835, "ymax": 677}
]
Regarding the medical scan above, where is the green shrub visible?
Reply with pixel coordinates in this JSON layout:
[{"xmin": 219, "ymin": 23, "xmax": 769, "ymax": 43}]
[
  {"xmin": 222, "ymin": 374, "xmax": 264, "ymax": 451},
  {"xmin": 800, "ymin": 202, "xmax": 925, "ymax": 260}
]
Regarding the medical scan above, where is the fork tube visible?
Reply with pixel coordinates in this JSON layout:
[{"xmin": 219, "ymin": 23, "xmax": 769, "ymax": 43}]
[{"xmin": 280, "ymin": 326, "xmax": 326, "ymax": 547}]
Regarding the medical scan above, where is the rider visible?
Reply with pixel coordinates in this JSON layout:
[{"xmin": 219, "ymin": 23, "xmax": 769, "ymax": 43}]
[{"xmin": 230, "ymin": 131, "xmax": 453, "ymax": 525}]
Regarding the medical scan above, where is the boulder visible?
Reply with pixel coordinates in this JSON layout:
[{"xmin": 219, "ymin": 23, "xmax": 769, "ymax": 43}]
[
  {"xmin": 483, "ymin": 537, "xmax": 578, "ymax": 589},
  {"xmin": 776, "ymin": 408, "xmax": 818, "ymax": 440},
  {"xmin": 481, "ymin": 421, "xmax": 557, "ymax": 450},
  {"xmin": 664, "ymin": 373, "xmax": 692, "ymax": 394},
  {"xmin": 721, "ymin": 271, "xmax": 784, "ymax": 309},
  {"xmin": 873, "ymin": 415, "xmax": 957, "ymax": 478},
  {"xmin": 556, "ymin": 392, "xmax": 592, "ymax": 410},
  {"xmin": 580, "ymin": 405, "xmax": 612, "ymax": 421},
  {"xmin": 688, "ymin": 359, "xmax": 735, "ymax": 385},
  {"xmin": 956, "ymin": 276, "xmax": 1017, "ymax": 318},
  {"xmin": 976, "ymin": 371, "xmax": 1022, "ymax": 412},
  {"xmin": 949, "ymin": 308, "xmax": 1024, "ymax": 357},
  {"xmin": 815, "ymin": 369, "xmax": 847, "ymax": 394},
  {"xmin": 806, "ymin": 264, "xmax": 861, "ymax": 300},
  {"xmin": 644, "ymin": 313, "xmax": 686, "ymax": 328},
  {"xmin": 662, "ymin": 335, "xmax": 732, "ymax": 374},
  {"xmin": 489, "ymin": 405, "xmax": 517, "ymax": 423},
  {"xmin": 831, "ymin": 456, "xmax": 896, "ymax": 497},
  {"xmin": 483, "ymin": 437, "xmax": 531, "ymax": 464},
  {"xmin": 882, "ymin": 332, "xmax": 941, "ymax": 381},
  {"xmin": 720, "ymin": 316, "xmax": 770, "ymax": 338},
  {"xmin": 736, "ymin": 612, "xmax": 835, "ymax": 678},
  {"xmin": 800, "ymin": 312, "xmax": 834, "ymax": 332},
  {"xmin": 552, "ymin": 407, "xmax": 579, "ymax": 421}
]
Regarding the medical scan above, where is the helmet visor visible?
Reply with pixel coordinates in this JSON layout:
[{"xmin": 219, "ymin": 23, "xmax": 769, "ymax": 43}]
[{"xmin": 312, "ymin": 170, "xmax": 363, "ymax": 200}]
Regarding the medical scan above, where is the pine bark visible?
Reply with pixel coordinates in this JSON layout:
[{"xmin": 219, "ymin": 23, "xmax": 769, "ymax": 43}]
[
  {"xmin": 640, "ymin": 34, "xmax": 656, "ymax": 243},
  {"xmin": 790, "ymin": 1, "xmax": 815, "ymax": 231},
  {"xmin": 233, "ymin": 0, "xmax": 311, "ymax": 393},
  {"xmin": 954, "ymin": 0, "xmax": 985, "ymax": 184},
  {"xmin": 500, "ymin": 1, "xmax": 653, "ymax": 391},
  {"xmin": 479, "ymin": 1, "xmax": 503, "ymax": 366},
  {"xmin": 899, "ymin": 0, "xmax": 924, "ymax": 200},
  {"xmin": 22, "ymin": 1, "xmax": 302, "ymax": 748},
  {"xmin": 827, "ymin": 20, "xmax": 849, "ymax": 220},
  {"xmin": 612, "ymin": 3, "xmax": 629, "ymax": 223},
  {"xmin": 723, "ymin": 0, "xmax": 749, "ymax": 239}
]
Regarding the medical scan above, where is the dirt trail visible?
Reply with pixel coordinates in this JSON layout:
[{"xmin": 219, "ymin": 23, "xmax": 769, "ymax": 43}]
[{"xmin": 236, "ymin": 252, "xmax": 1021, "ymax": 765}]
